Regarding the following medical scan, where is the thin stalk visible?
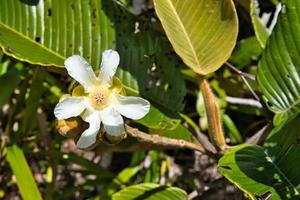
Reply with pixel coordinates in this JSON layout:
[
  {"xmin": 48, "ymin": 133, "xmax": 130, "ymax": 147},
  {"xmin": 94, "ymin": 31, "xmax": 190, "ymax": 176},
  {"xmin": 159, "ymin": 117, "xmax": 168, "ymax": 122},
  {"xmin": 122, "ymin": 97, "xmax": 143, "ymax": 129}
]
[{"xmin": 225, "ymin": 62, "xmax": 260, "ymax": 101}]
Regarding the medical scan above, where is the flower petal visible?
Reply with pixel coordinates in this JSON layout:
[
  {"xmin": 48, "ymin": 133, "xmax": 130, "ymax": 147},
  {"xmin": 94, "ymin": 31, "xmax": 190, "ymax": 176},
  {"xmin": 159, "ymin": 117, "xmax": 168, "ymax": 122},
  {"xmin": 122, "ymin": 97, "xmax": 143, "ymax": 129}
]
[
  {"xmin": 100, "ymin": 106, "xmax": 125, "ymax": 137},
  {"xmin": 99, "ymin": 50, "xmax": 120, "ymax": 86},
  {"xmin": 76, "ymin": 110, "xmax": 101, "ymax": 149},
  {"xmin": 114, "ymin": 94, "xmax": 150, "ymax": 120},
  {"xmin": 65, "ymin": 55, "xmax": 97, "ymax": 92},
  {"xmin": 54, "ymin": 97, "xmax": 87, "ymax": 120}
]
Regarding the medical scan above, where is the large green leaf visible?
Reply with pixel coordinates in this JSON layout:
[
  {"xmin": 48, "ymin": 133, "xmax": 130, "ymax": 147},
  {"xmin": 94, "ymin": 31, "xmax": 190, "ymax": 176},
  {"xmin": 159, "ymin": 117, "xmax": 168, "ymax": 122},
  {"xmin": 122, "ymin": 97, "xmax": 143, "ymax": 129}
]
[
  {"xmin": 103, "ymin": 1, "xmax": 187, "ymax": 112},
  {"xmin": 137, "ymin": 107, "xmax": 181, "ymax": 131},
  {"xmin": 0, "ymin": 0, "xmax": 187, "ymax": 131},
  {"xmin": 218, "ymin": 115, "xmax": 300, "ymax": 200},
  {"xmin": 0, "ymin": 0, "xmax": 115, "ymax": 68},
  {"xmin": 229, "ymin": 36, "xmax": 262, "ymax": 69},
  {"xmin": 257, "ymin": 0, "xmax": 300, "ymax": 126},
  {"xmin": 6, "ymin": 145, "xmax": 42, "ymax": 200},
  {"xmin": 112, "ymin": 183, "xmax": 187, "ymax": 200},
  {"xmin": 96, "ymin": 165, "xmax": 140, "ymax": 198},
  {"xmin": 153, "ymin": 0, "xmax": 238, "ymax": 75}
]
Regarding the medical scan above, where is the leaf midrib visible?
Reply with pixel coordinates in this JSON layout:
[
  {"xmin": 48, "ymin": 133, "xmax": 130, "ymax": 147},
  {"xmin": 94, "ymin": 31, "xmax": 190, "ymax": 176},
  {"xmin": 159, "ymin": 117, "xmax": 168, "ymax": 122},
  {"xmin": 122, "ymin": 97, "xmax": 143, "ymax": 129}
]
[
  {"xmin": 264, "ymin": 148, "xmax": 300, "ymax": 194},
  {"xmin": 276, "ymin": 96, "xmax": 300, "ymax": 116},
  {"xmin": 0, "ymin": 21, "xmax": 65, "ymax": 64},
  {"xmin": 163, "ymin": 0, "xmax": 201, "ymax": 68}
]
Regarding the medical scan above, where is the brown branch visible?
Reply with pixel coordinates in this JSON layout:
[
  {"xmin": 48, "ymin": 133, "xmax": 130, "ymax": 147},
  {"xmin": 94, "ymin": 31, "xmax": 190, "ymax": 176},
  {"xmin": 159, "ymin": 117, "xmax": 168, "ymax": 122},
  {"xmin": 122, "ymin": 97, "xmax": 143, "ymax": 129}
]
[
  {"xmin": 179, "ymin": 114, "xmax": 217, "ymax": 154},
  {"xmin": 125, "ymin": 125, "xmax": 207, "ymax": 154},
  {"xmin": 193, "ymin": 127, "xmax": 217, "ymax": 154},
  {"xmin": 225, "ymin": 62, "xmax": 255, "ymax": 81},
  {"xmin": 105, "ymin": 142, "xmax": 181, "ymax": 152}
]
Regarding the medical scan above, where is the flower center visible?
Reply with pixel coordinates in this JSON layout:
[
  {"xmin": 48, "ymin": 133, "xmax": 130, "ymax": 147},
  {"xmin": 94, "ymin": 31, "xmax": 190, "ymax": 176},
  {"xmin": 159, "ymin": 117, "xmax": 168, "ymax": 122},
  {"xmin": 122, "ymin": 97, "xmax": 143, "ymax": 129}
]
[
  {"xmin": 89, "ymin": 88, "xmax": 111, "ymax": 109},
  {"xmin": 94, "ymin": 92, "xmax": 105, "ymax": 104}
]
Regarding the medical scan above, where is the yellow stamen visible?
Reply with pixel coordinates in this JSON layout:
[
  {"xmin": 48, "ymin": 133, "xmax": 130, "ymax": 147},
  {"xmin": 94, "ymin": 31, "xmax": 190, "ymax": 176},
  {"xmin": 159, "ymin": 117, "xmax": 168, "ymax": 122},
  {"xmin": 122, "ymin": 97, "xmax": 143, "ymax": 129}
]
[{"xmin": 89, "ymin": 87, "xmax": 111, "ymax": 109}]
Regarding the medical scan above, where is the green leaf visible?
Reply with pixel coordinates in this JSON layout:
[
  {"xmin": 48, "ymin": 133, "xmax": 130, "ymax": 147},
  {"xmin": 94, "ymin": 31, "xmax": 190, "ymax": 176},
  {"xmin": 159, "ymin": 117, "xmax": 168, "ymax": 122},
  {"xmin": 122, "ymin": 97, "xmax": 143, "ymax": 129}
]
[
  {"xmin": 107, "ymin": 2, "xmax": 187, "ymax": 112},
  {"xmin": 97, "ymin": 165, "xmax": 141, "ymax": 198},
  {"xmin": 230, "ymin": 36, "xmax": 262, "ymax": 69},
  {"xmin": 137, "ymin": 106, "xmax": 180, "ymax": 131},
  {"xmin": 257, "ymin": 0, "xmax": 300, "ymax": 126},
  {"xmin": 137, "ymin": 107, "xmax": 193, "ymax": 142},
  {"xmin": 60, "ymin": 153, "xmax": 114, "ymax": 179},
  {"xmin": 250, "ymin": 0, "xmax": 270, "ymax": 48},
  {"xmin": 112, "ymin": 183, "xmax": 187, "ymax": 200},
  {"xmin": 153, "ymin": 0, "xmax": 238, "ymax": 75},
  {"xmin": 218, "ymin": 115, "xmax": 300, "ymax": 200},
  {"xmin": 0, "ymin": 51, "xmax": 9, "ymax": 76},
  {"xmin": 0, "ymin": 0, "xmax": 115, "ymax": 69},
  {"xmin": 6, "ymin": 145, "xmax": 42, "ymax": 200},
  {"xmin": 250, "ymin": 0, "xmax": 281, "ymax": 48},
  {"xmin": 100, "ymin": 1, "xmax": 188, "ymax": 135},
  {"xmin": 144, "ymin": 151, "xmax": 161, "ymax": 183},
  {"xmin": 112, "ymin": 166, "xmax": 140, "ymax": 186},
  {"xmin": 222, "ymin": 114, "xmax": 242, "ymax": 143},
  {"xmin": 154, "ymin": 124, "xmax": 193, "ymax": 142}
]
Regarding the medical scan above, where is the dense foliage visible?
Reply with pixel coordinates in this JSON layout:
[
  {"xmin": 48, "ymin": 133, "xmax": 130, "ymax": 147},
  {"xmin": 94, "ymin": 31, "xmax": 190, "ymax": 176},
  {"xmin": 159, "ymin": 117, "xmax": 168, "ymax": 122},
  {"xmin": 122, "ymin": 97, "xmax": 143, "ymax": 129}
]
[{"xmin": 0, "ymin": 0, "xmax": 299, "ymax": 199}]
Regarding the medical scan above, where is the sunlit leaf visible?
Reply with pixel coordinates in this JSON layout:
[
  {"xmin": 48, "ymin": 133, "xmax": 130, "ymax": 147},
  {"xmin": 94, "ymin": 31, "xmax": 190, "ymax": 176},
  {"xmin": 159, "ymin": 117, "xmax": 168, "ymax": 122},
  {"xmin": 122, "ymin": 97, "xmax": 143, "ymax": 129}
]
[
  {"xmin": 6, "ymin": 145, "xmax": 42, "ymax": 200},
  {"xmin": 112, "ymin": 183, "xmax": 187, "ymax": 200},
  {"xmin": 153, "ymin": 0, "xmax": 238, "ymax": 75},
  {"xmin": 230, "ymin": 36, "xmax": 262, "ymax": 69},
  {"xmin": 0, "ymin": 0, "xmax": 115, "ymax": 70}
]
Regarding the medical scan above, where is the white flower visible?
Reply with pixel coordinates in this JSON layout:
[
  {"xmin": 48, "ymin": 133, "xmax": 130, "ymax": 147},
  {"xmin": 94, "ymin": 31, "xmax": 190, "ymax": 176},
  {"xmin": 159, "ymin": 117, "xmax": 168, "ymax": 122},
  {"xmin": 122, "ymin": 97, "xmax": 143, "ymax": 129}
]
[{"xmin": 54, "ymin": 50, "xmax": 150, "ymax": 149}]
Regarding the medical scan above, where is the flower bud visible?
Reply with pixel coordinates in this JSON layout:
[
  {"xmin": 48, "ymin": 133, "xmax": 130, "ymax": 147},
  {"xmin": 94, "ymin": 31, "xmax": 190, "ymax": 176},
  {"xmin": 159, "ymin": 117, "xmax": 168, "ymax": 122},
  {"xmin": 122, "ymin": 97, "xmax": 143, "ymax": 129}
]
[
  {"xmin": 104, "ymin": 131, "xmax": 127, "ymax": 145},
  {"xmin": 56, "ymin": 117, "xmax": 88, "ymax": 139}
]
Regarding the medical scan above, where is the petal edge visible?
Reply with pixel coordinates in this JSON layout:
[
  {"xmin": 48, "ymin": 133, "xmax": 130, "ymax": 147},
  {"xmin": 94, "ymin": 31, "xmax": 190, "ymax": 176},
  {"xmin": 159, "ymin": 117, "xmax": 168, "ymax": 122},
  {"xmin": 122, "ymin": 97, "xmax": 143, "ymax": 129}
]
[
  {"xmin": 76, "ymin": 111, "xmax": 101, "ymax": 149},
  {"xmin": 54, "ymin": 97, "xmax": 87, "ymax": 120},
  {"xmin": 99, "ymin": 50, "xmax": 120, "ymax": 86},
  {"xmin": 114, "ymin": 94, "xmax": 150, "ymax": 120},
  {"xmin": 100, "ymin": 106, "xmax": 125, "ymax": 137},
  {"xmin": 65, "ymin": 55, "xmax": 97, "ymax": 92}
]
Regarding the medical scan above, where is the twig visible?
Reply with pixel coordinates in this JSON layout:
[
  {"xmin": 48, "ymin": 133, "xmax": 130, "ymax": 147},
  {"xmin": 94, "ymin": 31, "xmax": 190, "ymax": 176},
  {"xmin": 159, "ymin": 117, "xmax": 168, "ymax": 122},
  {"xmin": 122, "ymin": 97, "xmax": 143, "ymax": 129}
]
[
  {"xmin": 226, "ymin": 96, "xmax": 263, "ymax": 108},
  {"xmin": 225, "ymin": 62, "xmax": 260, "ymax": 101},
  {"xmin": 241, "ymin": 76, "xmax": 260, "ymax": 101},
  {"xmin": 194, "ymin": 127, "xmax": 217, "ymax": 155},
  {"xmin": 246, "ymin": 122, "xmax": 273, "ymax": 145},
  {"xmin": 179, "ymin": 113, "xmax": 217, "ymax": 154},
  {"xmin": 188, "ymin": 190, "xmax": 199, "ymax": 200},
  {"xmin": 225, "ymin": 62, "xmax": 255, "ymax": 80},
  {"xmin": 125, "ymin": 125, "xmax": 206, "ymax": 154}
]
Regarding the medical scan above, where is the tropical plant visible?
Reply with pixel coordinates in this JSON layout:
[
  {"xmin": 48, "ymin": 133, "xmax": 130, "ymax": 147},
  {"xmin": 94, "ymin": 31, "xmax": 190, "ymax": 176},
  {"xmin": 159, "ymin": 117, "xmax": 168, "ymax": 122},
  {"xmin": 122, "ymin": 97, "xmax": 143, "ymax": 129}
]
[{"xmin": 0, "ymin": 0, "xmax": 299, "ymax": 199}]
